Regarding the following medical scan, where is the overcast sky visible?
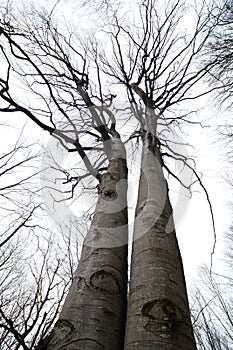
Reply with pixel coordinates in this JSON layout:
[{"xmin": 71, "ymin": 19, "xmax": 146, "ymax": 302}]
[{"xmin": 1, "ymin": 0, "xmax": 232, "ymax": 289}]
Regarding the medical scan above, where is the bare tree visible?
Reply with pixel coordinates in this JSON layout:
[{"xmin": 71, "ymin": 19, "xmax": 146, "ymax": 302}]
[
  {"xmin": 190, "ymin": 77, "xmax": 233, "ymax": 349},
  {"xmin": 0, "ymin": 0, "xmax": 224, "ymax": 349},
  {"xmin": 203, "ymin": 0, "xmax": 233, "ymax": 107},
  {"xmin": 0, "ymin": 226, "xmax": 78, "ymax": 350},
  {"xmin": 0, "ymin": 130, "xmax": 78, "ymax": 349},
  {"xmin": 191, "ymin": 237, "xmax": 233, "ymax": 350},
  {"xmin": 1, "ymin": 4, "xmax": 129, "ymax": 348},
  {"xmin": 0, "ymin": 133, "xmax": 39, "ymax": 247}
]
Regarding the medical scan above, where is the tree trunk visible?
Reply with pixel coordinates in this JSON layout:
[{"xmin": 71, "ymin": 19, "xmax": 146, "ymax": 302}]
[
  {"xmin": 124, "ymin": 135, "xmax": 197, "ymax": 350},
  {"xmin": 46, "ymin": 138, "xmax": 128, "ymax": 350}
]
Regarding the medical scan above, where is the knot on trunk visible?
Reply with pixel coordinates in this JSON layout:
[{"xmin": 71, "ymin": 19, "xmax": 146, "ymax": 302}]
[
  {"xmin": 103, "ymin": 189, "xmax": 118, "ymax": 200},
  {"xmin": 141, "ymin": 298, "xmax": 184, "ymax": 337},
  {"xmin": 90, "ymin": 270, "xmax": 120, "ymax": 294}
]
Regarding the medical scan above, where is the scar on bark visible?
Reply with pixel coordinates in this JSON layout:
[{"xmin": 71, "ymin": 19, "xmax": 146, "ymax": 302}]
[
  {"xmin": 141, "ymin": 298, "xmax": 185, "ymax": 335},
  {"xmin": 90, "ymin": 270, "xmax": 120, "ymax": 294},
  {"xmin": 35, "ymin": 320, "xmax": 74, "ymax": 350},
  {"xmin": 103, "ymin": 189, "xmax": 117, "ymax": 199}
]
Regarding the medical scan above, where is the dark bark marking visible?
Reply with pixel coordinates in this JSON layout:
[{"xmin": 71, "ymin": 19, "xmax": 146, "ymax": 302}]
[
  {"xmin": 141, "ymin": 298, "xmax": 184, "ymax": 337},
  {"xmin": 76, "ymin": 277, "xmax": 87, "ymax": 290},
  {"xmin": 37, "ymin": 319, "xmax": 75, "ymax": 349},
  {"xmin": 90, "ymin": 270, "xmax": 120, "ymax": 294},
  {"xmin": 35, "ymin": 336, "xmax": 51, "ymax": 350},
  {"xmin": 92, "ymin": 228, "xmax": 101, "ymax": 239},
  {"xmin": 103, "ymin": 189, "xmax": 117, "ymax": 200},
  {"xmin": 63, "ymin": 338, "xmax": 105, "ymax": 350},
  {"xmin": 55, "ymin": 319, "xmax": 75, "ymax": 331},
  {"xmin": 103, "ymin": 308, "xmax": 117, "ymax": 317}
]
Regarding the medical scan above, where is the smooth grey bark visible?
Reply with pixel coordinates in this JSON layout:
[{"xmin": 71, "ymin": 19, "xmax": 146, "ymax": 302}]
[
  {"xmin": 124, "ymin": 135, "xmax": 196, "ymax": 350},
  {"xmin": 44, "ymin": 138, "xmax": 128, "ymax": 350}
]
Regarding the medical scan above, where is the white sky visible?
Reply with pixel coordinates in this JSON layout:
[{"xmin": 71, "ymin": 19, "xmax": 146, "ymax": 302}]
[{"xmin": 173, "ymin": 107, "xmax": 232, "ymax": 286}]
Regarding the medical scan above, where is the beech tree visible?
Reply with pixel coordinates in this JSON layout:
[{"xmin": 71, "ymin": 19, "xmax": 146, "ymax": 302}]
[{"xmin": 0, "ymin": 0, "xmax": 223, "ymax": 349}]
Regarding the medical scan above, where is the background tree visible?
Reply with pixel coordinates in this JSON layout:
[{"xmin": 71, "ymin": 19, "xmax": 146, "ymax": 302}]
[
  {"xmin": 205, "ymin": 0, "xmax": 233, "ymax": 107},
  {"xmin": 0, "ymin": 0, "xmax": 225, "ymax": 349},
  {"xmin": 0, "ymin": 127, "xmax": 77, "ymax": 349},
  {"xmin": 191, "ymin": 224, "xmax": 233, "ymax": 349},
  {"xmin": 190, "ymin": 2, "xmax": 233, "ymax": 346}
]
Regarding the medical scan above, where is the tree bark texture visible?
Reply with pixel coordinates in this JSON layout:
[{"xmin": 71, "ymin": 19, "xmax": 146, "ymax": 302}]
[
  {"xmin": 46, "ymin": 138, "xmax": 128, "ymax": 350},
  {"xmin": 124, "ymin": 136, "xmax": 197, "ymax": 350}
]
